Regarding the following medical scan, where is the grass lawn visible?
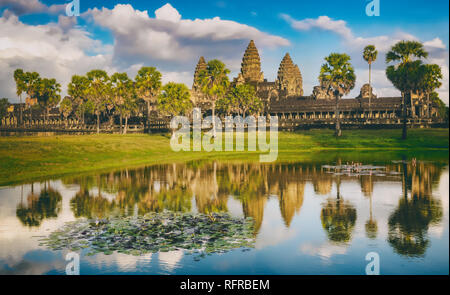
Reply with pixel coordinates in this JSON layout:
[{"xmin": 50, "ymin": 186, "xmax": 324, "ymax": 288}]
[{"xmin": 0, "ymin": 128, "xmax": 448, "ymax": 186}]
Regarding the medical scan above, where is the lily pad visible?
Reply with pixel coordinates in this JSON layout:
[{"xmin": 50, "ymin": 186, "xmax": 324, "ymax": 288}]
[{"xmin": 40, "ymin": 211, "xmax": 255, "ymax": 260}]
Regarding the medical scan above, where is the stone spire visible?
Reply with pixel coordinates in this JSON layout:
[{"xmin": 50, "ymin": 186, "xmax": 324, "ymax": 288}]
[
  {"xmin": 276, "ymin": 53, "xmax": 303, "ymax": 97},
  {"xmin": 193, "ymin": 56, "xmax": 207, "ymax": 91},
  {"xmin": 240, "ymin": 40, "xmax": 264, "ymax": 83}
]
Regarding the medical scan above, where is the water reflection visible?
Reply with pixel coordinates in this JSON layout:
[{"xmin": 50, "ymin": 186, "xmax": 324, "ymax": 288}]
[
  {"xmin": 18, "ymin": 161, "xmax": 446, "ymax": 241},
  {"xmin": 1, "ymin": 158, "xmax": 448, "ymax": 274},
  {"xmin": 387, "ymin": 162, "xmax": 444, "ymax": 257},
  {"xmin": 16, "ymin": 182, "xmax": 62, "ymax": 227}
]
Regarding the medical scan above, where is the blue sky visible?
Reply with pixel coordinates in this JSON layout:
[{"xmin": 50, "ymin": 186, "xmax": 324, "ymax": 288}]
[{"xmin": 0, "ymin": 0, "xmax": 448, "ymax": 103}]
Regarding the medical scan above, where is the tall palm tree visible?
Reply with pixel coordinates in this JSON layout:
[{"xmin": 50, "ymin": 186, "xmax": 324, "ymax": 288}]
[
  {"xmin": 35, "ymin": 78, "xmax": 61, "ymax": 124},
  {"xmin": 386, "ymin": 61, "xmax": 424, "ymax": 139},
  {"xmin": 157, "ymin": 82, "xmax": 193, "ymax": 136},
  {"xmin": 85, "ymin": 70, "xmax": 110, "ymax": 134},
  {"xmin": 197, "ymin": 59, "xmax": 230, "ymax": 137},
  {"xmin": 68, "ymin": 75, "xmax": 90, "ymax": 125},
  {"xmin": 135, "ymin": 67, "xmax": 162, "ymax": 131},
  {"xmin": 363, "ymin": 45, "xmax": 378, "ymax": 116},
  {"xmin": 111, "ymin": 72, "xmax": 135, "ymax": 134},
  {"xmin": 419, "ymin": 64, "xmax": 442, "ymax": 118},
  {"xmin": 386, "ymin": 41, "xmax": 428, "ymax": 65},
  {"xmin": 386, "ymin": 41, "xmax": 429, "ymax": 118},
  {"xmin": 386, "ymin": 41, "xmax": 429, "ymax": 139},
  {"xmin": 319, "ymin": 53, "xmax": 356, "ymax": 137},
  {"xmin": 22, "ymin": 71, "xmax": 41, "ymax": 121},
  {"xmin": 13, "ymin": 69, "xmax": 26, "ymax": 126}
]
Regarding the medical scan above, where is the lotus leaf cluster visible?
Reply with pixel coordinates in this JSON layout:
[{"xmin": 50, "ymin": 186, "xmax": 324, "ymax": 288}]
[{"xmin": 39, "ymin": 212, "xmax": 255, "ymax": 260}]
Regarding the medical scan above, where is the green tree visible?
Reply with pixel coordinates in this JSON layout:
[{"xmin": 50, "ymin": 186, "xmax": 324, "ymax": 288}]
[
  {"xmin": 85, "ymin": 70, "xmax": 110, "ymax": 134},
  {"xmin": 386, "ymin": 40, "xmax": 428, "ymax": 65},
  {"xmin": 430, "ymin": 92, "xmax": 448, "ymax": 122},
  {"xmin": 223, "ymin": 84, "xmax": 263, "ymax": 117},
  {"xmin": 0, "ymin": 98, "xmax": 10, "ymax": 124},
  {"xmin": 68, "ymin": 75, "xmax": 90, "ymax": 124},
  {"xmin": 135, "ymin": 67, "xmax": 162, "ymax": 129},
  {"xmin": 36, "ymin": 78, "xmax": 61, "ymax": 123},
  {"xmin": 60, "ymin": 96, "xmax": 73, "ymax": 127},
  {"xmin": 157, "ymin": 82, "xmax": 192, "ymax": 134},
  {"xmin": 319, "ymin": 53, "xmax": 356, "ymax": 137},
  {"xmin": 22, "ymin": 71, "xmax": 41, "ymax": 119},
  {"xmin": 197, "ymin": 59, "xmax": 230, "ymax": 137},
  {"xmin": 419, "ymin": 64, "xmax": 442, "ymax": 118},
  {"xmin": 13, "ymin": 69, "xmax": 26, "ymax": 125},
  {"xmin": 111, "ymin": 72, "xmax": 136, "ymax": 134},
  {"xmin": 363, "ymin": 45, "xmax": 378, "ymax": 115},
  {"xmin": 386, "ymin": 40, "xmax": 429, "ymax": 139},
  {"xmin": 386, "ymin": 61, "xmax": 424, "ymax": 139}
]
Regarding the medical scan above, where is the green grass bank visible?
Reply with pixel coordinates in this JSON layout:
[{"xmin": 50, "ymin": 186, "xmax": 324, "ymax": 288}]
[{"xmin": 0, "ymin": 129, "xmax": 448, "ymax": 186}]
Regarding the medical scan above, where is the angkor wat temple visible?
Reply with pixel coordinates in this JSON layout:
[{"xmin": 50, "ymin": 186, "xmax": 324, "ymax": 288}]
[
  {"xmin": 192, "ymin": 40, "xmax": 445, "ymax": 130},
  {"xmin": 1, "ymin": 40, "xmax": 446, "ymax": 132}
]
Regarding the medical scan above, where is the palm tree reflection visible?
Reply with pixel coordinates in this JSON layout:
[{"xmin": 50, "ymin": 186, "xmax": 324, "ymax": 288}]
[
  {"xmin": 320, "ymin": 173, "xmax": 357, "ymax": 244},
  {"xmin": 16, "ymin": 182, "xmax": 62, "ymax": 227},
  {"xmin": 387, "ymin": 161, "xmax": 443, "ymax": 257}
]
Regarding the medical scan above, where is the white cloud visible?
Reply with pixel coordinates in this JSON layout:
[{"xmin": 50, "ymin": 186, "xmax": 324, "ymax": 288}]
[
  {"xmin": 281, "ymin": 14, "xmax": 353, "ymax": 40},
  {"xmin": 0, "ymin": 11, "xmax": 115, "ymax": 101},
  {"xmin": 0, "ymin": 0, "xmax": 65, "ymax": 16},
  {"xmin": 84, "ymin": 4, "xmax": 289, "ymax": 69},
  {"xmin": 155, "ymin": 3, "xmax": 181, "ymax": 22},
  {"xmin": 0, "ymin": 3, "xmax": 289, "ymax": 102},
  {"xmin": 424, "ymin": 38, "xmax": 447, "ymax": 49},
  {"xmin": 282, "ymin": 14, "xmax": 449, "ymax": 104}
]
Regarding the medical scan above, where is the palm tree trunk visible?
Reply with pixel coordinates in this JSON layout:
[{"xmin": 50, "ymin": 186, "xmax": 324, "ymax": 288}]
[
  {"xmin": 19, "ymin": 94, "xmax": 23, "ymax": 127},
  {"xmin": 369, "ymin": 63, "xmax": 372, "ymax": 118},
  {"xmin": 402, "ymin": 92, "xmax": 407, "ymax": 140},
  {"xmin": 119, "ymin": 114, "xmax": 123, "ymax": 134},
  {"xmin": 124, "ymin": 116, "xmax": 128, "ymax": 134},
  {"xmin": 427, "ymin": 92, "xmax": 431, "ymax": 119},
  {"xmin": 335, "ymin": 94, "xmax": 341, "ymax": 137},
  {"xmin": 82, "ymin": 108, "xmax": 85, "ymax": 125},
  {"xmin": 147, "ymin": 100, "xmax": 151, "ymax": 134},
  {"xmin": 212, "ymin": 101, "xmax": 216, "ymax": 138},
  {"xmin": 96, "ymin": 112, "xmax": 100, "ymax": 134}
]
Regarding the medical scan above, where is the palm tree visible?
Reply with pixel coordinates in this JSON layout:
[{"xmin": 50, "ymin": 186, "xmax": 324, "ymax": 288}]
[
  {"xmin": 68, "ymin": 75, "xmax": 90, "ymax": 125},
  {"xmin": 135, "ymin": 67, "xmax": 162, "ymax": 131},
  {"xmin": 85, "ymin": 70, "xmax": 110, "ymax": 134},
  {"xmin": 157, "ymin": 82, "xmax": 193, "ymax": 135},
  {"xmin": 386, "ymin": 40, "xmax": 428, "ymax": 65},
  {"xmin": 363, "ymin": 45, "xmax": 378, "ymax": 116},
  {"xmin": 197, "ymin": 59, "xmax": 230, "ymax": 137},
  {"xmin": 386, "ymin": 61, "xmax": 424, "ymax": 140},
  {"xmin": 419, "ymin": 64, "xmax": 442, "ymax": 118},
  {"xmin": 111, "ymin": 72, "xmax": 136, "ymax": 134},
  {"xmin": 35, "ymin": 78, "xmax": 61, "ymax": 124},
  {"xmin": 13, "ymin": 69, "xmax": 26, "ymax": 126},
  {"xmin": 319, "ymin": 53, "xmax": 356, "ymax": 137},
  {"xmin": 22, "ymin": 71, "xmax": 40, "ymax": 121},
  {"xmin": 386, "ymin": 40, "xmax": 429, "ymax": 121},
  {"xmin": 60, "ymin": 96, "xmax": 73, "ymax": 127}
]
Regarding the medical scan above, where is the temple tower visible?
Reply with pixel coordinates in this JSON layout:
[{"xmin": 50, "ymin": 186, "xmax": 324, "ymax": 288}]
[
  {"xmin": 276, "ymin": 53, "xmax": 303, "ymax": 97},
  {"xmin": 239, "ymin": 40, "xmax": 264, "ymax": 83},
  {"xmin": 192, "ymin": 56, "xmax": 207, "ymax": 92}
]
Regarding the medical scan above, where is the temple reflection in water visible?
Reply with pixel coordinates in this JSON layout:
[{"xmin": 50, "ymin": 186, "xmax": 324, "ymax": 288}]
[{"xmin": 15, "ymin": 160, "xmax": 446, "ymax": 258}]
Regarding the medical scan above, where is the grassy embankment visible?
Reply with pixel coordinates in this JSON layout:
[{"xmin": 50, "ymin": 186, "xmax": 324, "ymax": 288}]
[{"xmin": 0, "ymin": 129, "xmax": 448, "ymax": 186}]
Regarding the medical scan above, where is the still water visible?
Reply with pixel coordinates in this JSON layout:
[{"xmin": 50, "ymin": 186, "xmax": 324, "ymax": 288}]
[{"xmin": 0, "ymin": 156, "xmax": 448, "ymax": 275}]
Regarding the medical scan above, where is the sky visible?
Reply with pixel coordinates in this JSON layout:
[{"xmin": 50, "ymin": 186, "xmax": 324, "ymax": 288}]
[{"xmin": 0, "ymin": 0, "xmax": 448, "ymax": 104}]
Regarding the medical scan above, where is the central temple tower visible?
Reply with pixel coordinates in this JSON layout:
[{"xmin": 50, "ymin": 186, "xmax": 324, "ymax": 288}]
[{"xmin": 237, "ymin": 40, "xmax": 264, "ymax": 83}]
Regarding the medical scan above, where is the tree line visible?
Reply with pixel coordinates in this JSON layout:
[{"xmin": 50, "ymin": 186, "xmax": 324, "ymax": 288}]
[
  {"xmin": 3, "ymin": 40, "xmax": 447, "ymax": 139},
  {"xmin": 318, "ymin": 40, "xmax": 445, "ymax": 139},
  {"xmin": 8, "ymin": 60, "xmax": 263, "ymax": 134}
]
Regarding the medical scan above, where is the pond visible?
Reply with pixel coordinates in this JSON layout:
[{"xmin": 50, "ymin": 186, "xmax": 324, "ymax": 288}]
[{"xmin": 0, "ymin": 154, "xmax": 448, "ymax": 275}]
